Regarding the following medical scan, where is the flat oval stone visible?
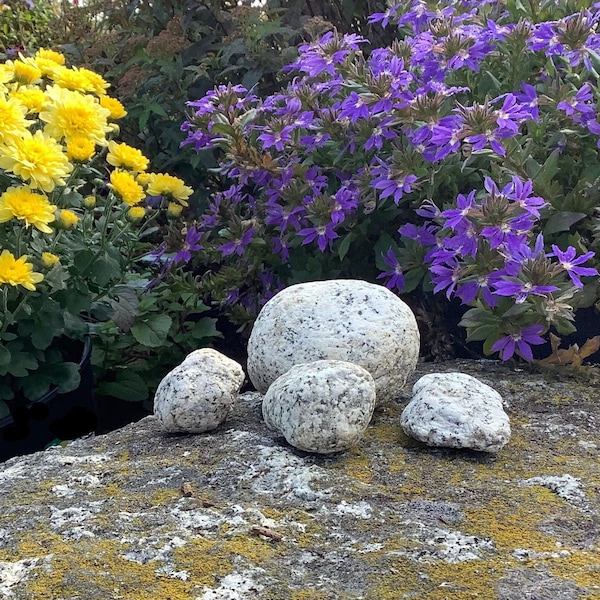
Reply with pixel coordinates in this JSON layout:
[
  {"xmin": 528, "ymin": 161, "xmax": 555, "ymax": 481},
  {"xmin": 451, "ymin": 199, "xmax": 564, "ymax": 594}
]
[{"xmin": 400, "ymin": 372, "xmax": 511, "ymax": 453}]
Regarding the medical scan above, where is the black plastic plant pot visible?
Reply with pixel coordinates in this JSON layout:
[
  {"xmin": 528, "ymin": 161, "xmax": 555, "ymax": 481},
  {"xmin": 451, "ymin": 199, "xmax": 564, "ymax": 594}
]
[{"xmin": 0, "ymin": 337, "xmax": 97, "ymax": 463}]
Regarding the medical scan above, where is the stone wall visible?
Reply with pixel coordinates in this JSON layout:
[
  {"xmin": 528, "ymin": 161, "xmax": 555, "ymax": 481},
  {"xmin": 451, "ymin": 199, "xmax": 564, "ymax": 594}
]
[{"xmin": 1, "ymin": 359, "xmax": 599, "ymax": 599}]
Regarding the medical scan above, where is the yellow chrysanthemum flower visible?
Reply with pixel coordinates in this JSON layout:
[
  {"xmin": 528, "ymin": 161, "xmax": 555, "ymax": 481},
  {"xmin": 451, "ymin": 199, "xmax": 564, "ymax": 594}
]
[
  {"xmin": 12, "ymin": 58, "xmax": 42, "ymax": 85},
  {"xmin": 106, "ymin": 140, "xmax": 149, "ymax": 172},
  {"xmin": 0, "ymin": 64, "xmax": 12, "ymax": 87},
  {"xmin": 146, "ymin": 173, "xmax": 193, "ymax": 206},
  {"xmin": 109, "ymin": 170, "xmax": 145, "ymax": 206},
  {"xmin": 35, "ymin": 48, "xmax": 65, "ymax": 66},
  {"xmin": 78, "ymin": 67, "xmax": 110, "ymax": 96},
  {"xmin": 100, "ymin": 95, "xmax": 127, "ymax": 120},
  {"xmin": 8, "ymin": 87, "xmax": 46, "ymax": 113},
  {"xmin": 0, "ymin": 129, "xmax": 73, "ymax": 193},
  {"xmin": 0, "ymin": 94, "xmax": 34, "ymax": 144},
  {"xmin": 0, "ymin": 186, "xmax": 57, "ymax": 233},
  {"xmin": 127, "ymin": 206, "xmax": 146, "ymax": 221},
  {"xmin": 66, "ymin": 136, "xmax": 96, "ymax": 162},
  {"xmin": 48, "ymin": 65, "xmax": 96, "ymax": 93},
  {"xmin": 40, "ymin": 85, "xmax": 111, "ymax": 146},
  {"xmin": 0, "ymin": 249, "xmax": 44, "ymax": 291},
  {"xmin": 41, "ymin": 252, "xmax": 60, "ymax": 267},
  {"xmin": 57, "ymin": 209, "xmax": 79, "ymax": 229}
]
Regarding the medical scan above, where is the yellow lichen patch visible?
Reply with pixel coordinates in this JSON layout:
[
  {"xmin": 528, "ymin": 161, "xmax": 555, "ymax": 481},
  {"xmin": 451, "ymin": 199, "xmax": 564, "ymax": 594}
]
[
  {"xmin": 419, "ymin": 559, "xmax": 508, "ymax": 600},
  {"xmin": 367, "ymin": 555, "xmax": 423, "ymax": 599},
  {"xmin": 462, "ymin": 493, "xmax": 561, "ymax": 553},
  {"xmin": 16, "ymin": 534, "xmax": 195, "ymax": 599},
  {"xmin": 340, "ymin": 447, "xmax": 373, "ymax": 483},
  {"xmin": 549, "ymin": 549, "xmax": 600, "ymax": 590},
  {"xmin": 291, "ymin": 590, "xmax": 333, "ymax": 600},
  {"xmin": 220, "ymin": 534, "xmax": 280, "ymax": 563},
  {"xmin": 150, "ymin": 487, "xmax": 181, "ymax": 506},
  {"xmin": 173, "ymin": 537, "xmax": 233, "ymax": 587}
]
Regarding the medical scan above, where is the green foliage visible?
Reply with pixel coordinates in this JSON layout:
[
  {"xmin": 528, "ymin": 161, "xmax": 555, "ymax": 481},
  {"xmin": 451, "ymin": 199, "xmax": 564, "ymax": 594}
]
[
  {"xmin": 92, "ymin": 274, "xmax": 221, "ymax": 407},
  {"xmin": 55, "ymin": 0, "xmax": 394, "ymax": 212},
  {"xmin": 0, "ymin": 0, "xmax": 61, "ymax": 56}
]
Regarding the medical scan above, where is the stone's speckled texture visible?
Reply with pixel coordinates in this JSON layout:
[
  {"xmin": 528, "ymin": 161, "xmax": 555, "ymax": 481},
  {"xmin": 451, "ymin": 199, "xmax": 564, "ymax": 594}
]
[
  {"xmin": 262, "ymin": 360, "xmax": 376, "ymax": 454},
  {"xmin": 401, "ymin": 372, "xmax": 511, "ymax": 453},
  {"xmin": 153, "ymin": 348, "xmax": 245, "ymax": 433},
  {"xmin": 247, "ymin": 279, "xmax": 420, "ymax": 404}
]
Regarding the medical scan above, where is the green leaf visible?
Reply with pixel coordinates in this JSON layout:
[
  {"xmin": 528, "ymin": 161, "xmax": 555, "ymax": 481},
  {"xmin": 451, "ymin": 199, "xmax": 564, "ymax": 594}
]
[
  {"xmin": 544, "ymin": 211, "xmax": 587, "ymax": 235},
  {"xmin": 0, "ymin": 345, "xmax": 10, "ymax": 366},
  {"xmin": 337, "ymin": 233, "xmax": 355, "ymax": 262},
  {"xmin": 109, "ymin": 285, "xmax": 140, "ymax": 332},
  {"xmin": 0, "ymin": 345, "xmax": 38, "ymax": 378},
  {"xmin": 99, "ymin": 371, "xmax": 149, "ymax": 402},
  {"xmin": 189, "ymin": 317, "xmax": 220, "ymax": 340},
  {"xmin": 131, "ymin": 314, "xmax": 173, "ymax": 347}
]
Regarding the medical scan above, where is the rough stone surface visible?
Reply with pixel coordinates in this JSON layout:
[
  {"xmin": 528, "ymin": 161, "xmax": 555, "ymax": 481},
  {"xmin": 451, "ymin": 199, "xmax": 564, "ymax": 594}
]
[
  {"xmin": 153, "ymin": 348, "xmax": 245, "ymax": 433},
  {"xmin": 247, "ymin": 279, "xmax": 420, "ymax": 404},
  {"xmin": 1, "ymin": 360, "xmax": 600, "ymax": 599},
  {"xmin": 262, "ymin": 360, "xmax": 376, "ymax": 454},
  {"xmin": 401, "ymin": 372, "xmax": 511, "ymax": 453}
]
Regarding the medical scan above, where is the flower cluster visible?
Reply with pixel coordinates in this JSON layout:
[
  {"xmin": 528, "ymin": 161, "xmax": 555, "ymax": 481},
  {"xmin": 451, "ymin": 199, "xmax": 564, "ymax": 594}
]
[
  {"xmin": 0, "ymin": 49, "xmax": 192, "ymax": 405},
  {"xmin": 176, "ymin": 0, "xmax": 600, "ymax": 361}
]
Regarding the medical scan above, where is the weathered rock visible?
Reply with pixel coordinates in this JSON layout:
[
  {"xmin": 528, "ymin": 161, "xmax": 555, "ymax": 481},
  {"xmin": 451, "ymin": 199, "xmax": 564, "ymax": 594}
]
[
  {"xmin": 262, "ymin": 360, "xmax": 376, "ymax": 454},
  {"xmin": 401, "ymin": 372, "xmax": 511, "ymax": 452},
  {"xmin": 153, "ymin": 348, "xmax": 245, "ymax": 433},
  {"xmin": 247, "ymin": 279, "xmax": 420, "ymax": 404},
  {"xmin": 1, "ymin": 360, "xmax": 600, "ymax": 599}
]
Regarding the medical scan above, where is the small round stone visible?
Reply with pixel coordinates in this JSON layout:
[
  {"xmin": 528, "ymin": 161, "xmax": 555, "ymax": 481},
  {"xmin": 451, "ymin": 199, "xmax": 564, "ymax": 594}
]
[
  {"xmin": 154, "ymin": 348, "xmax": 245, "ymax": 433},
  {"xmin": 262, "ymin": 359, "xmax": 376, "ymax": 454},
  {"xmin": 400, "ymin": 372, "xmax": 511, "ymax": 453},
  {"xmin": 247, "ymin": 279, "xmax": 420, "ymax": 404}
]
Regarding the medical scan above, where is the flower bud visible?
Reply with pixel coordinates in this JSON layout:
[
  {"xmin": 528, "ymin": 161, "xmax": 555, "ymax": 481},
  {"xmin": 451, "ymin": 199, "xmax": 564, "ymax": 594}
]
[
  {"xmin": 127, "ymin": 206, "xmax": 146, "ymax": 222},
  {"xmin": 167, "ymin": 202, "xmax": 183, "ymax": 218},
  {"xmin": 83, "ymin": 195, "xmax": 96, "ymax": 209},
  {"xmin": 57, "ymin": 209, "xmax": 79, "ymax": 229},
  {"xmin": 41, "ymin": 252, "xmax": 60, "ymax": 267}
]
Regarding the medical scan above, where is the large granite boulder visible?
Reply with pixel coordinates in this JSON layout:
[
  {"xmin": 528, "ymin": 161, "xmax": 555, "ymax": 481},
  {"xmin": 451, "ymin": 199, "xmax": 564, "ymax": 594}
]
[
  {"xmin": 1, "ymin": 360, "xmax": 599, "ymax": 599},
  {"xmin": 247, "ymin": 279, "xmax": 420, "ymax": 404}
]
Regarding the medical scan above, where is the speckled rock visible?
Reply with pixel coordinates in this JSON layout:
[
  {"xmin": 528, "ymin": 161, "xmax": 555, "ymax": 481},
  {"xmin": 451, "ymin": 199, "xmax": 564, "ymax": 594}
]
[
  {"xmin": 400, "ymin": 372, "xmax": 511, "ymax": 452},
  {"xmin": 262, "ymin": 360, "xmax": 376, "ymax": 454},
  {"xmin": 153, "ymin": 348, "xmax": 245, "ymax": 433},
  {"xmin": 247, "ymin": 279, "xmax": 420, "ymax": 404}
]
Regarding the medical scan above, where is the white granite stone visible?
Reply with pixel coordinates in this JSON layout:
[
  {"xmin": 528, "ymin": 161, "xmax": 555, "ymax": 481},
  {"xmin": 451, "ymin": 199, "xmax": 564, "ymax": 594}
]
[
  {"xmin": 153, "ymin": 348, "xmax": 245, "ymax": 433},
  {"xmin": 247, "ymin": 279, "xmax": 420, "ymax": 404},
  {"xmin": 262, "ymin": 359, "xmax": 376, "ymax": 454},
  {"xmin": 400, "ymin": 372, "xmax": 511, "ymax": 453}
]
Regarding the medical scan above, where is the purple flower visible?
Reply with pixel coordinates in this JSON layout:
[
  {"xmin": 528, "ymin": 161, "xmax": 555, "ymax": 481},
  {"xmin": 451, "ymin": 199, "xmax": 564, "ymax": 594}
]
[
  {"xmin": 430, "ymin": 259, "xmax": 462, "ymax": 299},
  {"xmin": 491, "ymin": 324, "xmax": 547, "ymax": 361},
  {"xmin": 218, "ymin": 228, "xmax": 256, "ymax": 257},
  {"xmin": 377, "ymin": 249, "xmax": 405, "ymax": 292},
  {"xmin": 298, "ymin": 223, "xmax": 339, "ymax": 252},
  {"xmin": 173, "ymin": 225, "xmax": 203, "ymax": 264},
  {"xmin": 492, "ymin": 279, "xmax": 559, "ymax": 303},
  {"xmin": 440, "ymin": 190, "xmax": 477, "ymax": 231},
  {"xmin": 550, "ymin": 245, "xmax": 598, "ymax": 287},
  {"xmin": 515, "ymin": 83, "xmax": 540, "ymax": 121}
]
